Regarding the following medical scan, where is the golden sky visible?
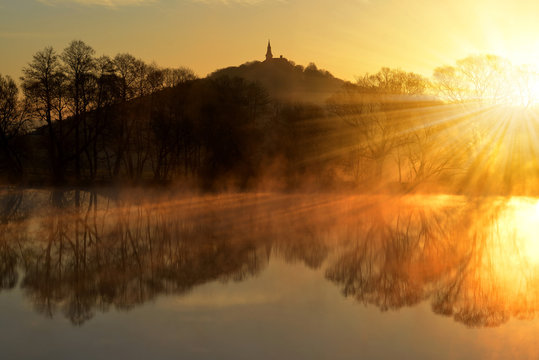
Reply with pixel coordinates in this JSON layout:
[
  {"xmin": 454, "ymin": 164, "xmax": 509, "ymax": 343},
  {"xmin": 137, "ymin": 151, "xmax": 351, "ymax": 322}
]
[{"xmin": 2, "ymin": 0, "xmax": 539, "ymax": 82}]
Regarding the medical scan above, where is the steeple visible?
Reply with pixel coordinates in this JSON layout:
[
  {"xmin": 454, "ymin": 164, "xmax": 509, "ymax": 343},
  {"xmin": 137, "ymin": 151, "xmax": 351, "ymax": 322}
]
[{"xmin": 265, "ymin": 40, "xmax": 273, "ymax": 61}]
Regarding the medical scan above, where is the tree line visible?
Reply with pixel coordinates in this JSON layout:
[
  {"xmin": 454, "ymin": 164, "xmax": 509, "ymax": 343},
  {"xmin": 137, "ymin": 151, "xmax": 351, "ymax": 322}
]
[
  {"xmin": 1, "ymin": 42, "xmax": 538, "ymax": 193},
  {"xmin": 1, "ymin": 40, "xmax": 196, "ymax": 184}
]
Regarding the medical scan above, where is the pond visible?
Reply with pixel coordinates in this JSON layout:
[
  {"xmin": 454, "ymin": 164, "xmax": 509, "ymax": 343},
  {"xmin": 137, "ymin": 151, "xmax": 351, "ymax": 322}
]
[{"xmin": 1, "ymin": 188, "xmax": 539, "ymax": 359}]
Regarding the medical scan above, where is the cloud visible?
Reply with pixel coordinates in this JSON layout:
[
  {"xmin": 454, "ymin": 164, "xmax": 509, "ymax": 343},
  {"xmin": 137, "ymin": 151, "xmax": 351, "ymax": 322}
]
[
  {"xmin": 191, "ymin": 0, "xmax": 284, "ymax": 4},
  {"xmin": 0, "ymin": 31, "xmax": 57, "ymax": 39},
  {"xmin": 37, "ymin": 0, "xmax": 158, "ymax": 7},
  {"xmin": 37, "ymin": 0, "xmax": 285, "ymax": 7}
]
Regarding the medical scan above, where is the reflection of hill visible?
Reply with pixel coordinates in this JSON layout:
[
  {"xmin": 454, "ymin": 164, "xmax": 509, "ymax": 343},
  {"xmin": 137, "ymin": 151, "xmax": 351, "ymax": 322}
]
[{"xmin": 1, "ymin": 190, "xmax": 539, "ymax": 328}]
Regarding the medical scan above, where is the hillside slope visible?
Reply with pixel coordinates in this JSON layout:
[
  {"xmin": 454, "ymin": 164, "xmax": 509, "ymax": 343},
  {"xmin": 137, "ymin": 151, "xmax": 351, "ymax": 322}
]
[{"xmin": 210, "ymin": 59, "xmax": 347, "ymax": 104}]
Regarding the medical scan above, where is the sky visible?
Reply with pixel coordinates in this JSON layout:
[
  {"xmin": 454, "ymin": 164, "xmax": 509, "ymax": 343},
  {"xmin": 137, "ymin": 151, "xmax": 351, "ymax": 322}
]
[{"xmin": 2, "ymin": 0, "xmax": 539, "ymax": 82}]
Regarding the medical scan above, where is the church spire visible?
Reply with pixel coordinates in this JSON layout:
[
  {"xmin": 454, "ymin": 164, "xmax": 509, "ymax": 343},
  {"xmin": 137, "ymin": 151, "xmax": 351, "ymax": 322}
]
[{"xmin": 265, "ymin": 40, "xmax": 273, "ymax": 61}]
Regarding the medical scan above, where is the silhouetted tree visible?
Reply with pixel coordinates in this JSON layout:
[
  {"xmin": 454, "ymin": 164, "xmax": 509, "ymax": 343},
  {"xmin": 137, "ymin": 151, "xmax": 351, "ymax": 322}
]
[
  {"xmin": 21, "ymin": 47, "xmax": 66, "ymax": 182},
  {"xmin": 162, "ymin": 67, "xmax": 197, "ymax": 87},
  {"xmin": 328, "ymin": 85, "xmax": 400, "ymax": 182},
  {"xmin": 113, "ymin": 53, "xmax": 138, "ymax": 102},
  {"xmin": 62, "ymin": 40, "xmax": 96, "ymax": 179},
  {"xmin": 357, "ymin": 67, "xmax": 429, "ymax": 95},
  {"xmin": 269, "ymin": 102, "xmax": 329, "ymax": 186},
  {"xmin": 433, "ymin": 54, "xmax": 510, "ymax": 104},
  {"xmin": 146, "ymin": 63, "xmax": 164, "ymax": 94},
  {"xmin": 94, "ymin": 56, "xmax": 121, "ymax": 107},
  {"xmin": 197, "ymin": 77, "xmax": 269, "ymax": 188},
  {"xmin": 0, "ymin": 75, "xmax": 28, "ymax": 179}
]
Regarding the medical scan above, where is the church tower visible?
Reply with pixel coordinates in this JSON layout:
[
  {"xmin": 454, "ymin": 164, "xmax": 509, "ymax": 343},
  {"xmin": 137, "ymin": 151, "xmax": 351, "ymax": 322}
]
[{"xmin": 265, "ymin": 40, "xmax": 273, "ymax": 61}]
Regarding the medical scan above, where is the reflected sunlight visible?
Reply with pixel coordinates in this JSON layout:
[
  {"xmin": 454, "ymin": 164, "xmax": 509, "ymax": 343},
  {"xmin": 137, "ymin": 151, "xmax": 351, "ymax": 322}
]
[
  {"xmin": 516, "ymin": 198, "xmax": 539, "ymax": 264},
  {"xmin": 499, "ymin": 198, "xmax": 539, "ymax": 265}
]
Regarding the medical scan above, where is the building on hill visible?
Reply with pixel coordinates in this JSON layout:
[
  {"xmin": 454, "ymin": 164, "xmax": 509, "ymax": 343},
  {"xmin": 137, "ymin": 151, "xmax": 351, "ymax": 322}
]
[
  {"xmin": 265, "ymin": 40, "xmax": 273, "ymax": 61},
  {"xmin": 209, "ymin": 41, "xmax": 346, "ymax": 104},
  {"xmin": 265, "ymin": 41, "xmax": 288, "ymax": 63}
]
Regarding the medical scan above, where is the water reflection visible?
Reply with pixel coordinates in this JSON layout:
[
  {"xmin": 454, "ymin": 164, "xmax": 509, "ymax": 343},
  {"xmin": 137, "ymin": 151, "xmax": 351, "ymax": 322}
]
[
  {"xmin": 326, "ymin": 196, "xmax": 539, "ymax": 327},
  {"xmin": 1, "ymin": 189, "xmax": 539, "ymax": 328}
]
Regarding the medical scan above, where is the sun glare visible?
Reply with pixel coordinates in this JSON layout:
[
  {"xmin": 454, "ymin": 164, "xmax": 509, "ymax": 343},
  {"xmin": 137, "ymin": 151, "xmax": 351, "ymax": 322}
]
[
  {"xmin": 505, "ymin": 71, "xmax": 539, "ymax": 108},
  {"xmin": 435, "ymin": 55, "xmax": 539, "ymax": 108},
  {"xmin": 522, "ymin": 78, "xmax": 539, "ymax": 106}
]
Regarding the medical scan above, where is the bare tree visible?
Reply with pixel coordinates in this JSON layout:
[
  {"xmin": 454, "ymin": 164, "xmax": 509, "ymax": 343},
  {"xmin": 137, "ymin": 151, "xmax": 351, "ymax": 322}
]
[
  {"xmin": 433, "ymin": 54, "xmax": 512, "ymax": 104},
  {"xmin": 146, "ymin": 63, "xmax": 164, "ymax": 94},
  {"xmin": 21, "ymin": 47, "xmax": 66, "ymax": 182},
  {"xmin": 328, "ymin": 85, "xmax": 402, "ymax": 182},
  {"xmin": 132, "ymin": 58, "xmax": 149, "ymax": 97},
  {"xmin": 61, "ymin": 40, "xmax": 96, "ymax": 180},
  {"xmin": 357, "ymin": 67, "xmax": 430, "ymax": 95},
  {"xmin": 94, "ymin": 55, "xmax": 121, "ymax": 108},
  {"xmin": 0, "ymin": 75, "xmax": 29, "ymax": 178},
  {"xmin": 162, "ymin": 67, "xmax": 197, "ymax": 87},
  {"xmin": 113, "ymin": 53, "xmax": 138, "ymax": 102}
]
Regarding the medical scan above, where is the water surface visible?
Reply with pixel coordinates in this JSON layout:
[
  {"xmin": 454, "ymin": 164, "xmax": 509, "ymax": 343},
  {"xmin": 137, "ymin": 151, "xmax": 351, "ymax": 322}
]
[{"xmin": 1, "ymin": 188, "xmax": 539, "ymax": 359}]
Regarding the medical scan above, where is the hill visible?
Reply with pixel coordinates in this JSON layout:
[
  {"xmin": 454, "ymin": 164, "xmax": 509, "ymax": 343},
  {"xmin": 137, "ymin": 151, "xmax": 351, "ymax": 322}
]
[{"xmin": 210, "ymin": 58, "xmax": 348, "ymax": 104}]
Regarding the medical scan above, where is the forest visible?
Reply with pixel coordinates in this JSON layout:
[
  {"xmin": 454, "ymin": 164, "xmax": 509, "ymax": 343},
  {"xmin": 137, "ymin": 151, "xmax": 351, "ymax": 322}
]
[{"xmin": 2, "ymin": 40, "xmax": 539, "ymax": 194}]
